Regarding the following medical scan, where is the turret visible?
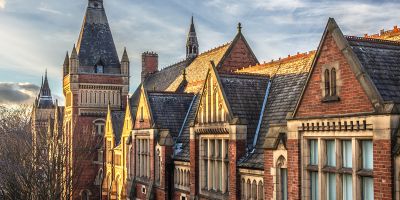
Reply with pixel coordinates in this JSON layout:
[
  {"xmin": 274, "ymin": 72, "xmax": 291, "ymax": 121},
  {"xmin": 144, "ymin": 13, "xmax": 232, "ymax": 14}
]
[
  {"xmin": 121, "ymin": 48, "xmax": 130, "ymax": 76},
  {"xmin": 186, "ymin": 16, "xmax": 199, "ymax": 59},
  {"xmin": 70, "ymin": 45, "xmax": 79, "ymax": 74},
  {"xmin": 63, "ymin": 52, "xmax": 69, "ymax": 77}
]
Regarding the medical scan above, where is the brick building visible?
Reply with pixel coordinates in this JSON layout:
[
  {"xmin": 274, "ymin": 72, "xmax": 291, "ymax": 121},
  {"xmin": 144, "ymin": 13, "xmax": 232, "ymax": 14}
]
[{"xmin": 32, "ymin": 0, "xmax": 400, "ymax": 199}]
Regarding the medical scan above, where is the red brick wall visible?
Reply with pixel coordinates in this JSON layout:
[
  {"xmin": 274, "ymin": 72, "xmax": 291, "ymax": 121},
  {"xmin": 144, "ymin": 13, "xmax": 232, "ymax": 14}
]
[
  {"xmin": 295, "ymin": 34, "xmax": 374, "ymax": 118},
  {"xmin": 264, "ymin": 150, "xmax": 274, "ymax": 200},
  {"xmin": 373, "ymin": 139, "xmax": 392, "ymax": 200},
  {"xmin": 287, "ymin": 139, "xmax": 301, "ymax": 200},
  {"xmin": 229, "ymin": 139, "xmax": 246, "ymax": 200},
  {"xmin": 142, "ymin": 52, "xmax": 158, "ymax": 80},
  {"xmin": 189, "ymin": 138, "xmax": 199, "ymax": 197},
  {"xmin": 78, "ymin": 74, "xmax": 124, "ymax": 85},
  {"xmin": 220, "ymin": 36, "xmax": 258, "ymax": 72},
  {"xmin": 173, "ymin": 190, "xmax": 189, "ymax": 200}
]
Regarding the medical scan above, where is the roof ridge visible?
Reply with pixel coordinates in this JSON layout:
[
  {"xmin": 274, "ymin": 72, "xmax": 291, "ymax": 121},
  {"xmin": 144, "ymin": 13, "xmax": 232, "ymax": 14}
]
[
  {"xmin": 237, "ymin": 50, "xmax": 316, "ymax": 72},
  {"xmin": 197, "ymin": 42, "xmax": 231, "ymax": 56},
  {"xmin": 363, "ymin": 25, "xmax": 400, "ymax": 39},
  {"xmin": 159, "ymin": 59, "xmax": 187, "ymax": 71},
  {"xmin": 147, "ymin": 91, "xmax": 195, "ymax": 96},
  {"xmin": 346, "ymin": 35, "xmax": 400, "ymax": 46},
  {"xmin": 221, "ymin": 71, "xmax": 270, "ymax": 79}
]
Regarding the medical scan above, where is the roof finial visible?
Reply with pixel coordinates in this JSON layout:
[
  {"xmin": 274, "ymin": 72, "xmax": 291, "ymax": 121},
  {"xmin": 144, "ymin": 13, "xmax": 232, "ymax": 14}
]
[
  {"xmin": 182, "ymin": 68, "xmax": 187, "ymax": 81},
  {"xmin": 237, "ymin": 22, "xmax": 242, "ymax": 33}
]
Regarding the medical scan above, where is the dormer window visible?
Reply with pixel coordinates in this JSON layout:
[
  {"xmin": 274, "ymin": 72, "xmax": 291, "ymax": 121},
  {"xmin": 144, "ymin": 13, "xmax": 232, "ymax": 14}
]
[
  {"xmin": 96, "ymin": 65, "xmax": 104, "ymax": 73},
  {"xmin": 322, "ymin": 64, "xmax": 339, "ymax": 102}
]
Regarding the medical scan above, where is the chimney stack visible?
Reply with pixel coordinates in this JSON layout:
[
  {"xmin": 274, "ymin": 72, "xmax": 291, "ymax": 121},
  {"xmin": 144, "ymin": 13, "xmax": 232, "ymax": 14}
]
[{"xmin": 141, "ymin": 51, "xmax": 158, "ymax": 82}]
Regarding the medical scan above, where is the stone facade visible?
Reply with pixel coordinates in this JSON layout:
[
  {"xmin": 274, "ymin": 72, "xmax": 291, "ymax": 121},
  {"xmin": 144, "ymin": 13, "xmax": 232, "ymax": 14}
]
[{"xmin": 31, "ymin": 1, "xmax": 400, "ymax": 199}]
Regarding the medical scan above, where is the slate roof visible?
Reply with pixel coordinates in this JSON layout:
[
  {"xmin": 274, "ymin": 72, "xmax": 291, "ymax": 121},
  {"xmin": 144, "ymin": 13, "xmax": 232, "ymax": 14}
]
[
  {"xmin": 219, "ymin": 73, "xmax": 270, "ymax": 148},
  {"xmin": 237, "ymin": 52, "xmax": 314, "ymax": 169},
  {"xmin": 111, "ymin": 111, "xmax": 125, "ymax": 145},
  {"xmin": 167, "ymin": 43, "xmax": 232, "ymax": 93},
  {"xmin": 147, "ymin": 92, "xmax": 195, "ymax": 138},
  {"xmin": 76, "ymin": 1, "xmax": 120, "ymax": 73},
  {"xmin": 144, "ymin": 60, "xmax": 188, "ymax": 92},
  {"xmin": 346, "ymin": 36, "xmax": 400, "ymax": 103},
  {"xmin": 174, "ymin": 95, "xmax": 200, "ymax": 161}
]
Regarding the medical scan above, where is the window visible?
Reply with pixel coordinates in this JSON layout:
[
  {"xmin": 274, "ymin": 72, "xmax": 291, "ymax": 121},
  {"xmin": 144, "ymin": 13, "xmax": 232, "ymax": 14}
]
[
  {"xmin": 331, "ymin": 68, "xmax": 337, "ymax": 96},
  {"xmin": 362, "ymin": 177, "xmax": 373, "ymax": 200},
  {"xmin": 81, "ymin": 190, "xmax": 89, "ymax": 200},
  {"xmin": 343, "ymin": 174, "xmax": 352, "ymax": 200},
  {"xmin": 96, "ymin": 65, "xmax": 104, "ymax": 73},
  {"xmin": 155, "ymin": 149, "xmax": 161, "ymax": 184},
  {"xmin": 326, "ymin": 173, "xmax": 336, "ymax": 200},
  {"xmin": 310, "ymin": 140, "xmax": 318, "ymax": 165},
  {"xmin": 135, "ymin": 138, "xmax": 150, "ymax": 179},
  {"xmin": 310, "ymin": 172, "xmax": 319, "ymax": 200},
  {"xmin": 342, "ymin": 140, "xmax": 352, "ymax": 168},
  {"xmin": 280, "ymin": 168, "xmax": 287, "ymax": 200},
  {"xmin": 326, "ymin": 140, "xmax": 335, "ymax": 166},
  {"xmin": 324, "ymin": 69, "xmax": 330, "ymax": 97},
  {"xmin": 140, "ymin": 107, "xmax": 144, "ymax": 122},
  {"xmin": 323, "ymin": 67, "xmax": 339, "ymax": 101},
  {"xmin": 361, "ymin": 140, "xmax": 373, "ymax": 200},
  {"xmin": 362, "ymin": 140, "xmax": 373, "ymax": 170},
  {"xmin": 106, "ymin": 141, "xmax": 112, "ymax": 163},
  {"xmin": 94, "ymin": 122, "xmax": 105, "ymax": 136},
  {"xmin": 201, "ymin": 138, "xmax": 228, "ymax": 194}
]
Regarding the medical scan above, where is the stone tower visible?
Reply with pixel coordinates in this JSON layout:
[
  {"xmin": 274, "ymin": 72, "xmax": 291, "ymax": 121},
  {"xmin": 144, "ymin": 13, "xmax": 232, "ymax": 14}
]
[
  {"xmin": 186, "ymin": 16, "xmax": 199, "ymax": 59},
  {"xmin": 31, "ymin": 71, "xmax": 55, "ymax": 161},
  {"xmin": 62, "ymin": 0, "xmax": 129, "ymax": 198}
]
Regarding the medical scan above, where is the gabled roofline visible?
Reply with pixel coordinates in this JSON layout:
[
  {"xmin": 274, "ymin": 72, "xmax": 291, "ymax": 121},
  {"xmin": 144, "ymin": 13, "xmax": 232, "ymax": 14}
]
[
  {"xmin": 193, "ymin": 61, "xmax": 235, "ymax": 123},
  {"xmin": 218, "ymin": 25, "xmax": 259, "ymax": 68},
  {"xmin": 140, "ymin": 85, "xmax": 155, "ymax": 127},
  {"xmin": 292, "ymin": 18, "xmax": 385, "ymax": 118}
]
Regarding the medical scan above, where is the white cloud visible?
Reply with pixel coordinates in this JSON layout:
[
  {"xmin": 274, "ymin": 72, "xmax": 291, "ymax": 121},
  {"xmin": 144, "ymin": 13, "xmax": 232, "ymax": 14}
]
[{"xmin": 0, "ymin": 0, "xmax": 6, "ymax": 9}]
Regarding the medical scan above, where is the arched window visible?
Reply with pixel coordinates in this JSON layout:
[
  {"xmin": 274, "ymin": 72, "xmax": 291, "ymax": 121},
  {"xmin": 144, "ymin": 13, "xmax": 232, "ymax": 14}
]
[
  {"xmin": 331, "ymin": 68, "xmax": 337, "ymax": 96},
  {"xmin": 155, "ymin": 148, "xmax": 161, "ymax": 184},
  {"xmin": 81, "ymin": 190, "xmax": 90, "ymax": 200},
  {"xmin": 258, "ymin": 181, "xmax": 264, "ymax": 200},
  {"xmin": 93, "ymin": 119, "xmax": 105, "ymax": 136},
  {"xmin": 277, "ymin": 156, "xmax": 288, "ymax": 200},
  {"xmin": 241, "ymin": 178, "xmax": 246, "ymax": 199},
  {"xmin": 324, "ymin": 69, "xmax": 330, "ymax": 97},
  {"xmin": 246, "ymin": 180, "xmax": 251, "ymax": 199},
  {"xmin": 252, "ymin": 180, "xmax": 257, "ymax": 199}
]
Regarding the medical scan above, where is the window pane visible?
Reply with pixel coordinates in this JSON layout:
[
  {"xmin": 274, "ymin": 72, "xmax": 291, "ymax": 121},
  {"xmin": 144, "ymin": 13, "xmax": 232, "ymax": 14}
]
[
  {"xmin": 343, "ymin": 174, "xmax": 352, "ymax": 200},
  {"xmin": 281, "ymin": 168, "xmax": 288, "ymax": 200},
  {"xmin": 342, "ymin": 140, "xmax": 352, "ymax": 168},
  {"xmin": 362, "ymin": 177, "xmax": 374, "ymax": 200},
  {"xmin": 326, "ymin": 140, "xmax": 336, "ymax": 166},
  {"xmin": 362, "ymin": 140, "xmax": 373, "ymax": 170},
  {"xmin": 310, "ymin": 172, "xmax": 319, "ymax": 200},
  {"xmin": 310, "ymin": 140, "xmax": 318, "ymax": 165},
  {"xmin": 326, "ymin": 173, "xmax": 336, "ymax": 200}
]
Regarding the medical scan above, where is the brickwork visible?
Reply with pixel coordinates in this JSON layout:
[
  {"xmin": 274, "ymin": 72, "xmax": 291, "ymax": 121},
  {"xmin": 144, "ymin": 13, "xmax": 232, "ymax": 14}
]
[
  {"xmin": 220, "ymin": 36, "xmax": 258, "ymax": 72},
  {"xmin": 142, "ymin": 52, "xmax": 159, "ymax": 81},
  {"xmin": 264, "ymin": 150, "xmax": 274, "ymax": 200},
  {"xmin": 295, "ymin": 34, "xmax": 374, "ymax": 118},
  {"xmin": 373, "ymin": 139, "xmax": 392, "ymax": 200},
  {"xmin": 189, "ymin": 138, "xmax": 198, "ymax": 199},
  {"xmin": 287, "ymin": 139, "xmax": 301, "ymax": 200},
  {"xmin": 228, "ymin": 139, "xmax": 246, "ymax": 200}
]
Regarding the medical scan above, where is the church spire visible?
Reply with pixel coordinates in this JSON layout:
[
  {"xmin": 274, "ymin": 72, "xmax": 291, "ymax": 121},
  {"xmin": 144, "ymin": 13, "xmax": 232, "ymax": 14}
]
[
  {"xmin": 76, "ymin": 0, "xmax": 120, "ymax": 73},
  {"xmin": 36, "ymin": 70, "xmax": 54, "ymax": 108},
  {"xmin": 186, "ymin": 16, "xmax": 199, "ymax": 59}
]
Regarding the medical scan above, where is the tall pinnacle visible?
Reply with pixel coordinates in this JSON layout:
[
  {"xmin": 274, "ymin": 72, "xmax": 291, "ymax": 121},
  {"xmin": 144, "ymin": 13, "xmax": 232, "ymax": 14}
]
[
  {"xmin": 186, "ymin": 16, "xmax": 199, "ymax": 59},
  {"xmin": 36, "ymin": 70, "xmax": 54, "ymax": 108},
  {"xmin": 76, "ymin": 0, "xmax": 120, "ymax": 73}
]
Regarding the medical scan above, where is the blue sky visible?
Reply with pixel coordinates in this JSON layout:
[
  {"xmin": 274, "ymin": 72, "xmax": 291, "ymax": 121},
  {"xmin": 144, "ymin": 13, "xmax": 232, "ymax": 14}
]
[{"xmin": 0, "ymin": 0, "xmax": 399, "ymax": 104}]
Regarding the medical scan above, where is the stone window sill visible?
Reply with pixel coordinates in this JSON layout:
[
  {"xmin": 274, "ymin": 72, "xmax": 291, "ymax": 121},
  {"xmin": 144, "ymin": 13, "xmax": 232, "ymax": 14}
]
[{"xmin": 322, "ymin": 95, "xmax": 340, "ymax": 103}]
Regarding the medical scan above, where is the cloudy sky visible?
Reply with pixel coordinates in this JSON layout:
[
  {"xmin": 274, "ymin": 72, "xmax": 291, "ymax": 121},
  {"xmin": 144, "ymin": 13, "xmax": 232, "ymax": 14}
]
[{"xmin": 0, "ymin": 0, "xmax": 399, "ymax": 105}]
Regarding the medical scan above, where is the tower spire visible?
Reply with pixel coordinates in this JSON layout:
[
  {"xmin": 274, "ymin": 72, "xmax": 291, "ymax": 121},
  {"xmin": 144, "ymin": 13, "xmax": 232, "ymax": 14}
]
[{"xmin": 186, "ymin": 16, "xmax": 199, "ymax": 59}]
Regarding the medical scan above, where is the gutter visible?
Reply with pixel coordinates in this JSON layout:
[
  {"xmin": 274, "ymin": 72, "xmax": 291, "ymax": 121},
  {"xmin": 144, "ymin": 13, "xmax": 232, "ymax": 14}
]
[
  {"xmin": 251, "ymin": 79, "xmax": 271, "ymax": 152},
  {"xmin": 174, "ymin": 95, "xmax": 197, "ymax": 155}
]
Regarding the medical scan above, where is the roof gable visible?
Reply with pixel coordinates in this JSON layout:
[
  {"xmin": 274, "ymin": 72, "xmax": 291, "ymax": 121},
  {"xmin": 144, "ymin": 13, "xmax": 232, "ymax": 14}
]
[
  {"xmin": 133, "ymin": 86, "xmax": 154, "ymax": 129},
  {"xmin": 293, "ymin": 18, "xmax": 378, "ymax": 118}
]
